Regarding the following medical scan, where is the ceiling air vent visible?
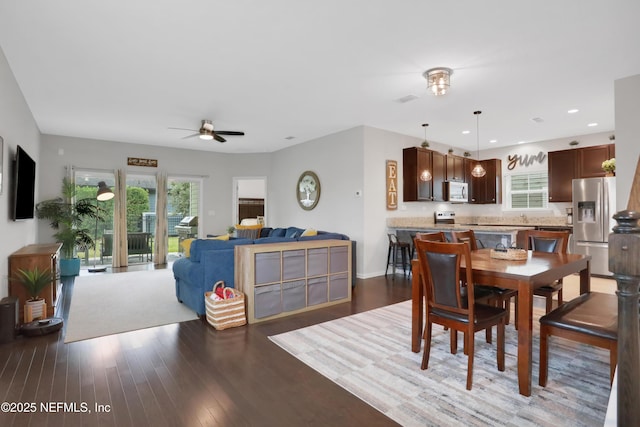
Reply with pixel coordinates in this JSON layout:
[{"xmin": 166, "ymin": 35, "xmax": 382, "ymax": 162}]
[{"xmin": 395, "ymin": 94, "xmax": 419, "ymax": 104}]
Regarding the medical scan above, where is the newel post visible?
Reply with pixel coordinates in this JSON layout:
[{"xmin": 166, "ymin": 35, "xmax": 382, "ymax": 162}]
[{"xmin": 608, "ymin": 210, "xmax": 640, "ymax": 425}]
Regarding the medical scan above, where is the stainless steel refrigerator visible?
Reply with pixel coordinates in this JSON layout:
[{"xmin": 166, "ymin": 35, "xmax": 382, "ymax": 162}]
[{"xmin": 572, "ymin": 177, "xmax": 616, "ymax": 276}]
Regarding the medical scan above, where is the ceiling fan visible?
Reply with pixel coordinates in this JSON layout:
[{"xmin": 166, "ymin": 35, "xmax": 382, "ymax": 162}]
[{"xmin": 169, "ymin": 119, "xmax": 245, "ymax": 143}]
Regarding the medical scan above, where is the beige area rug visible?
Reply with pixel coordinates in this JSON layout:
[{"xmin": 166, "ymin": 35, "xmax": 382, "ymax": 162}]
[
  {"xmin": 64, "ymin": 269, "xmax": 198, "ymax": 343},
  {"xmin": 270, "ymin": 300, "xmax": 611, "ymax": 427}
]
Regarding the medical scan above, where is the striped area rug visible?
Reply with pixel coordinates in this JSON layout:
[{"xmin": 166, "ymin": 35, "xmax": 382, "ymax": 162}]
[{"xmin": 269, "ymin": 300, "xmax": 610, "ymax": 427}]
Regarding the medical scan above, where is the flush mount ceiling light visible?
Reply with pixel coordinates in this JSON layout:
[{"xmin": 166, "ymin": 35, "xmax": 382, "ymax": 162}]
[
  {"xmin": 423, "ymin": 67, "xmax": 453, "ymax": 96},
  {"xmin": 471, "ymin": 110, "xmax": 486, "ymax": 178}
]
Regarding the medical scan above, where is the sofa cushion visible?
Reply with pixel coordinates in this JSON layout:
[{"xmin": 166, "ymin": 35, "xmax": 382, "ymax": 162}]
[
  {"xmin": 298, "ymin": 232, "xmax": 347, "ymax": 241},
  {"xmin": 209, "ymin": 234, "xmax": 230, "ymax": 241},
  {"xmin": 301, "ymin": 228, "xmax": 317, "ymax": 237},
  {"xmin": 285, "ymin": 227, "xmax": 305, "ymax": 239},
  {"xmin": 259, "ymin": 227, "xmax": 273, "ymax": 238},
  {"xmin": 235, "ymin": 224, "xmax": 262, "ymax": 240},
  {"xmin": 181, "ymin": 238, "xmax": 195, "ymax": 257},
  {"xmin": 254, "ymin": 236, "xmax": 296, "ymax": 244},
  {"xmin": 190, "ymin": 238, "xmax": 253, "ymax": 262},
  {"xmin": 269, "ymin": 227, "xmax": 286, "ymax": 237}
]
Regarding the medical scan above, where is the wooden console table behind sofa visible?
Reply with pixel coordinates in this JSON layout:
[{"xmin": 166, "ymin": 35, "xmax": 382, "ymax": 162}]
[{"xmin": 235, "ymin": 239, "xmax": 352, "ymax": 323}]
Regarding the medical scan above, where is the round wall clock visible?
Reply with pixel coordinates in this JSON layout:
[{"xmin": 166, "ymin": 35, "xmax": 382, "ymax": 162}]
[{"xmin": 297, "ymin": 171, "xmax": 320, "ymax": 210}]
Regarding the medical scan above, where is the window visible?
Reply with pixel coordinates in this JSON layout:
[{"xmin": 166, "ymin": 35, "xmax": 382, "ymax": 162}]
[{"xmin": 507, "ymin": 172, "xmax": 548, "ymax": 209}]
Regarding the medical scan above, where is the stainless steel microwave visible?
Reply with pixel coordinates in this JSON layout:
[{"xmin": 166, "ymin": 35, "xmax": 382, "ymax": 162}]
[{"xmin": 444, "ymin": 181, "xmax": 468, "ymax": 203}]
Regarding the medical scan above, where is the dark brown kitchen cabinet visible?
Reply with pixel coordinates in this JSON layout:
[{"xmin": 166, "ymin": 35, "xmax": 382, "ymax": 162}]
[
  {"xmin": 431, "ymin": 151, "xmax": 446, "ymax": 201},
  {"xmin": 446, "ymin": 154, "xmax": 467, "ymax": 182},
  {"xmin": 403, "ymin": 147, "xmax": 446, "ymax": 202},
  {"xmin": 547, "ymin": 143, "xmax": 615, "ymax": 203},
  {"xmin": 469, "ymin": 159, "xmax": 502, "ymax": 204},
  {"xmin": 548, "ymin": 149, "xmax": 578, "ymax": 202},
  {"xmin": 578, "ymin": 144, "xmax": 616, "ymax": 178}
]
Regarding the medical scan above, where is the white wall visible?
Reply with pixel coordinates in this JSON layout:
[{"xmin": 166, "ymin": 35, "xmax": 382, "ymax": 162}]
[
  {"xmin": 0, "ymin": 48, "xmax": 41, "ymax": 298},
  {"xmin": 38, "ymin": 135, "xmax": 272, "ymax": 240},
  {"xmin": 614, "ymin": 74, "xmax": 640, "ymax": 210},
  {"xmin": 270, "ymin": 127, "xmax": 365, "ymax": 274}
]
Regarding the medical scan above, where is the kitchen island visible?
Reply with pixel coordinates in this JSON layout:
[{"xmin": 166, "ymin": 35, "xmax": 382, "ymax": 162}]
[{"xmin": 392, "ymin": 223, "xmax": 535, "ymax": 249}]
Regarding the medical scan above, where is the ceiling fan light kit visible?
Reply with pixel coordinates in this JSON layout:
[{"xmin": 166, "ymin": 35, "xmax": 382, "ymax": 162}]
[{"xmin": 423, "ymin": 67, "xmax": 453, "ymax": 96}]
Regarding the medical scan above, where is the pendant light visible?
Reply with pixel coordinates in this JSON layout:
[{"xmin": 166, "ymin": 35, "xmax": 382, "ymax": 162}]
[
  {"xmin": 419, "ymin": 123, "xmax": 432, "ymax": 182},
  {"xmin": 471, "ymin": 111, "xmax": 486, "ymax": 178}
]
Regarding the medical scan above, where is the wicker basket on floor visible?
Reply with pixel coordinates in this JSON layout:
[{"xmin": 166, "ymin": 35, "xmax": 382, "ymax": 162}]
[{"xmin": 205, "ymin": 282, "xmax": 247, "ymax": 330}]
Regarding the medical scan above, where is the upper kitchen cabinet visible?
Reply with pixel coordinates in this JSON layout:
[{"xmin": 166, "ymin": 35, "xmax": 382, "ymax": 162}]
[
  {"xmin": 578, "ymin": 144, "xmax": 616, "ymax": 178},
  {"xmin": 469, "ymin": 159, "xmax": 502, "ymax": 204},
  {"xmin": 548, "ymin": 148, "xmax": 578, "ymax": 202},
  {"xmin": 446, "ymin": 154, "xmax": 468, "ymax": 182},
  {"xmin": 403, "ymin": 147, "xmax": 446, "ymax": 202},
  {"xmin": 547, "ymin": 143, "xmax": 615, "ymax": 202}
]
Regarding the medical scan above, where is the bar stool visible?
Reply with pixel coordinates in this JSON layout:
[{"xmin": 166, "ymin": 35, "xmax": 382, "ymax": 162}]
[{"xmin": 385, "ymin": 233, "xmax": 410, "ymax": 277}]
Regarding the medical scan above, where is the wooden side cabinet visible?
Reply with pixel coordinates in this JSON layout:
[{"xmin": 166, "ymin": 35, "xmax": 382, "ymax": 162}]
[
  {"xmin": 9, "ymin": 243, "xmax": 62, "ymax": 322},
  {"xmin": 235, "ymin": 239, "xmax": 352, "ymax": 324}
]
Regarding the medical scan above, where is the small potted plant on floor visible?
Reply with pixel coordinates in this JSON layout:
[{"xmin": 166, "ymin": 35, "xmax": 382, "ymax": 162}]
[
  {"xmin": 11, "ymin": 266, "xmax": 54, "ymax": 322},
  {"xmin": 36, "ymin": 178, "xmax": 103, "ymax": 276}
]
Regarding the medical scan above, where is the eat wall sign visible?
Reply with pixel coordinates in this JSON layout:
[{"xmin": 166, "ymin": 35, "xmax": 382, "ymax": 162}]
[{"xmin": 386, "ymin": 160, "xmax": 398, "ymax": 210}]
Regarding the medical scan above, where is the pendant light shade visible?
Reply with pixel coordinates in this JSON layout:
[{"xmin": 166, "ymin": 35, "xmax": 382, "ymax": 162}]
[
  {"xmin": 471, "ymin": 111, "xmax": 486, "ymax": 178},
  {"xmin": 420, "ymin": 123, "xmax": 432, "ymax": 181}
]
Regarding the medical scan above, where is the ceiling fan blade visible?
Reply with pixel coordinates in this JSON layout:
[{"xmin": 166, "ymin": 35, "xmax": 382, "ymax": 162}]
[
  {"xmin": 181, "ymin": 133, "xmax": 200, "ymax": 139},
  {"xmin": 168, "ymin": 127, "xmax": 198, "ymax": 132},
  {"xmin": 214, "ymin": 131, "xmax": 245, "ymax": 136},
  {"xmin": 213, "ymin": 133, "xmax": 227, "ymax": 143}
]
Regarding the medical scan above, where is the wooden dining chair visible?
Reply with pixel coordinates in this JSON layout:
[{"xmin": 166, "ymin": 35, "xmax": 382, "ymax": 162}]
[
  {"xmin": 451, "ymin": 230, "xmax": 518, "ymax": 328},
  {"xmin": 410, "ymin": 232, "xmax": 447, "ymax": 259},
  {"xmin": 523, "ymin": 230, "xmax": 570, "ymax": 313},
  {"xmin": 415, "ymin": 239, "xmax": 507, "ymax": 390},
  {"xmin": 539, "ymin": 292, "xmax": 618, "ymax": 387}
]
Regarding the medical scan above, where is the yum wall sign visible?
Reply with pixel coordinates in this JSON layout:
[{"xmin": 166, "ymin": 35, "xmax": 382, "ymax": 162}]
[{"xmin": 507, "ymin": 151, "xmax": 546, "ymax": 170}]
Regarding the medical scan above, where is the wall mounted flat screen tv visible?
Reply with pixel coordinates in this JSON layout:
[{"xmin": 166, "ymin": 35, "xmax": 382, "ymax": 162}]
[{"xmin": 12, "ymin": 145, "xmax": 36, "ymax": 220}]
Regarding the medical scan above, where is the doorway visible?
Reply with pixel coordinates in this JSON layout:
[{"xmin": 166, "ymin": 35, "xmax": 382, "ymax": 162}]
[{"xmin": 233, "ymin": 177, "xmax": 267, "ymax": 226}]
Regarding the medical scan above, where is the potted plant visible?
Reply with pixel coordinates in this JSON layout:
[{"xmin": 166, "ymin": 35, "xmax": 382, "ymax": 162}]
[
  {"xmin": 602, "ymin": 158, "xmax": 615, "ymax": 176},
  {"xmin": 11, "ymin": 266, "xmax": 53, "ymax": 322},
  {"xmin": 36, "ymin": 178, "xmax": 103, "ymax": 276}
]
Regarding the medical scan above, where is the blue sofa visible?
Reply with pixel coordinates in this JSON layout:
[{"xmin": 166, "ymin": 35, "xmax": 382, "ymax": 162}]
[{"xmin": 173, "ymin": 227, "xmax": 350, "ymax": 315}]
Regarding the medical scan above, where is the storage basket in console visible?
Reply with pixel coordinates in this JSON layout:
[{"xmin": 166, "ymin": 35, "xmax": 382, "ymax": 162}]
[{"xmin": 254, "ymin": 283, "xmax": 282, "ymax": 319}]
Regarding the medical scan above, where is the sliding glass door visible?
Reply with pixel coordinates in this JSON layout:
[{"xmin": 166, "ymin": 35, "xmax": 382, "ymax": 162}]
[
  {"xmin": 125, "ymin": 174, "xmax": 156, "ymax": 265},
  {"xmin": 167, "ymin": 177, "xmax": 202, "ymax": 261},
  {"xmin": 74, "ymin": 170, "xmax": 115, "ymax": 270}
]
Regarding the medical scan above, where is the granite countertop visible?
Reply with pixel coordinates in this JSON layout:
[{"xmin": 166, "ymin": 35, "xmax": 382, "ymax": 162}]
[
  {"xmin": 392, "ymin": 224, "xmax": 536, "ymax": 233},
  {"xmin": 387, "ymin": 216, "xmax": 571, "ymax": 232}
]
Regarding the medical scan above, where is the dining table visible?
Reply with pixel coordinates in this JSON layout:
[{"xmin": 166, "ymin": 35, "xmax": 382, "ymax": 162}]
[{"xmin": 411, "ymin": 248, "xmax": 591, "ymax": 397}]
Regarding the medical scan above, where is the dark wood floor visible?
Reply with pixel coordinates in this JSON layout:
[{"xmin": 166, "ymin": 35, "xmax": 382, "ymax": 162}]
[{"xmin": 0, "ymin": 265, "xmax": 412, "ymax": 426}]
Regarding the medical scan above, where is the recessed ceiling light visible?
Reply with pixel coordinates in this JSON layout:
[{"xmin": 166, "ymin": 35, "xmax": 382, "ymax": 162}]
[
  {"xmin": 568, "ymin": 109, "xmax": 579, "ymax": 114},
  {"xmin": 285, "ymin": 136, "xmax": 296, "ymax": 140},
  {"xmin": 462, "ymin": 130, "xmax": 470, "ymax": 135},
  {"xmin": 489, "ymin": 139, "xmax": 497, "ymax": 143},
  {"xmin": 587, "ymin": 123, "xmax": 598, "ymax": 127},
  {"xmin": 517, "ymin": 141, "xmax": 526, "ymax": 144},
  {"xmin": 531, "ymin": 117, "xmax": 544, "ymax": 123}
]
